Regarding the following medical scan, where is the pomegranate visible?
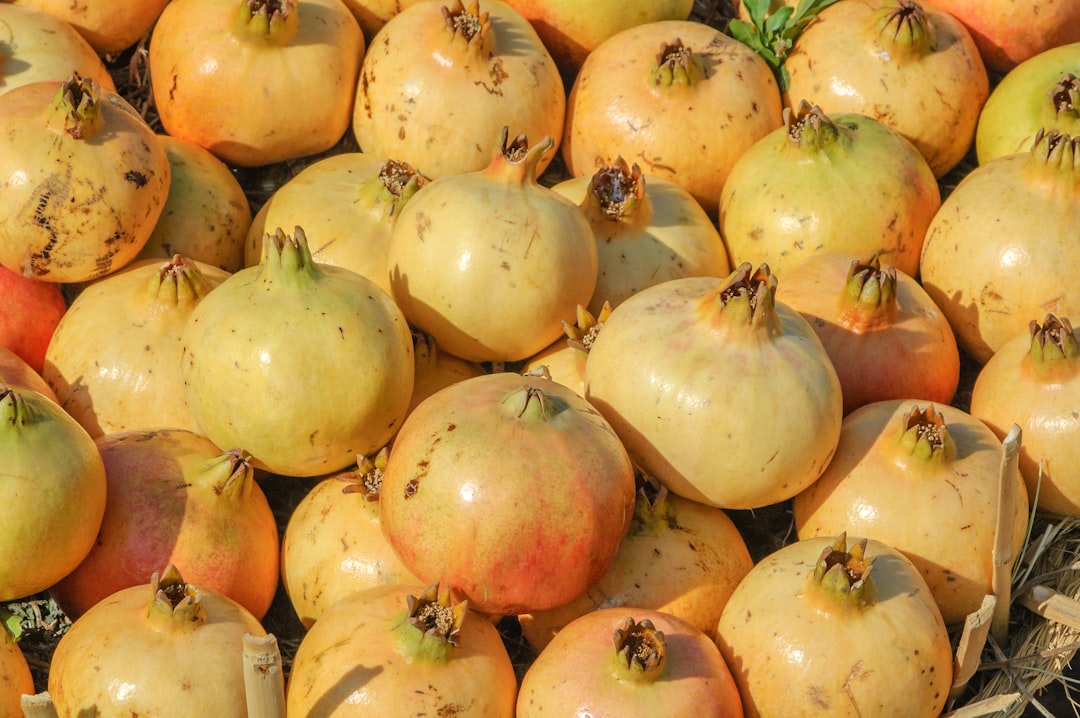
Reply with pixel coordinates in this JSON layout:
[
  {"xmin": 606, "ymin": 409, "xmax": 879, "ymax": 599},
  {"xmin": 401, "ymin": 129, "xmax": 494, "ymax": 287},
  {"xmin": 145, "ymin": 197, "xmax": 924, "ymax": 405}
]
[
  {"xmin": 50, "ymin": 428, "xmax": 280, "ymax": 621},
  {"xmin": 407, "ymin": 331, "xmax": 486, "ymax": 417},
  {"xmin": 719, "ymin": 102, "xmax": 940, "ymax": 278},
  {"xmin": 793, "ymin": 401, "xmax": 1029, "ymax": 625},
  {"xmin": 181, "ymin": 226, "xmax": 414, "ymax": 477},
  {"xmin": 149, "ymin": 0, "xmax": 364, "ymax": 167},
  {"xmin": 778, "ymin": 252, "xmax": 959, "ymax": 414},
  {"xmin": 919, "ymin": 129, "xmax": 1080, "ymax": 363},
  {"xmin": 335, "ymin": 0, "xmax": 425, "ymax": 39},
  {"xmin": 136, "ymin": 135, "xmax": 253, "ymax": 273},
  {"xmin": 716, "ymin": 533, "xmax": 953, "ymax": 717},
  {"xmin": 286, "ymin": 583, "xmax": 517, "ymax": 716},
  {"xmin": 48, "ymin": 565, "xmax": 266, "ymax": 718},
  {"xmin": 42, "ymin": 255, "xmax": 230, "ymax": 438},
  {"xmin": 970, "ymin": 315, "xmax": 1080, "ymax": 517},
  {"xmin": 0, "ymin": 73, "xmax": 171, "ymax": 283},
  {"xmin": 523, "ymin": 302, "xmax": 611, "ymax": 398},
  {"xmin": 0, "ymin": 263, "xmax": 66, "ymax": 374},
  {"xmin": 352, "ymin": 0, "xmax": 565, "ymax": 179},
  {"xmin": 518, "ymin": 611, "xmax": 743, "ymax": 717},
  {"xmin": 563, "ymin": 20, "xmax": 783, "ymax": 216},
  {"xmin": 0, "ymin": 625, "xmax": 33, "ymax": 718},
  {"xmin": 379, "ymin": 371, "xmax": 636, "ymax": 616},
  {"xmin": 783, "ymin": 0, "xmax": 989, "ymax": 178},
  {"xmin": 584, "ymin": 263, "xmax": 844, "ymax": 510},
  {"xmin": 245, "ymin": 153, "xmax": 428, "ymax": 296},
  {"xmin": 0, "ymin": 384, "xmax": 106, "ymax": 600},
  {"xmin": 10, "ymin": 0, "xmax": 170, "ymax": 54},
  {"xmin": 975, "ymin": 42, "xmax": 1080, "ymax": 164},
  {"xmin": 925, "ymin": 0, "xmax": 1080, "ymax": 73},
  {"xmin": 501, "ymin": 0, "xmax": 695, "ymax": 77},
  {"xmin": 280, "ymin": 449, "xmax": 422, "ymax": 627},
  {"xmin": 551, "ymin": 157, "xmax": 731, "ymax": 315},
  {"xmin": 386, "ymin": 129, "xmax": 597, "ymax": 363},
  {"xmin": 0, "ymin": 3, "xmax": 115, "ymax": 96},
  {"xmin": 0, "ymin": 346, "xmax": 56, "ymax": 402}
]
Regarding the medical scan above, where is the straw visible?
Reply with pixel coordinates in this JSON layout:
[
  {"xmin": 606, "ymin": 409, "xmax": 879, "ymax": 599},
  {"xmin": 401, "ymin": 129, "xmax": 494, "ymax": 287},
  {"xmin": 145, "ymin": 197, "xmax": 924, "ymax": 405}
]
[
  {"xmin": 19, "ymin": 692, "xmax": 57, "ymax": 718},
  {"xmin": 243, "ymin": 633, "xmax": 286, "ymax": 718}
]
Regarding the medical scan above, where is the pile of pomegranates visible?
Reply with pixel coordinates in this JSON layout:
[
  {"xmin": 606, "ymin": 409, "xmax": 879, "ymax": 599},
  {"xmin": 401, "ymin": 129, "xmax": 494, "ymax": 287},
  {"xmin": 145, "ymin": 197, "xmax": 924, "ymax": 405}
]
[{"xmin": 3, "ymin": 0, "xmax": 1080, "ymax": 715}]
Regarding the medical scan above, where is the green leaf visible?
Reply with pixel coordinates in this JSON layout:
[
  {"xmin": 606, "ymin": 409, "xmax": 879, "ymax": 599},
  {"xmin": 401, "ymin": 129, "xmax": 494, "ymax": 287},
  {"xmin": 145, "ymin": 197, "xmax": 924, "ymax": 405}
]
[
  {"xmin": 744, "ymin": 0, "xmax": 769, "ymax": 28},
  {"xmin": 728, "ymin": 18, "xmax": 758, "ymax": 46},
  {"xmin": 1, "ymin": 607, "xmax": 22, "ymax": 643},
  {"xmin": 764, "ymin": 7, "xmax": 794, "ymax": 37},
  {"xmin": 728, "ymin": 0, "xmax": 840, "ymax": 90}
]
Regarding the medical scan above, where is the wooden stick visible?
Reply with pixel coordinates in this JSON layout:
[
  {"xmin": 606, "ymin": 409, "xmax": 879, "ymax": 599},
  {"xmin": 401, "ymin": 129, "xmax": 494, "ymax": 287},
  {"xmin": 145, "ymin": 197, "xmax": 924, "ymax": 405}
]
[
  {"xmin": 949, "ymin": 594, "xmax": 996, "ymax": 703},
  {"xmin": 243, "ymin": 632, "xmax": 286, "ymax": 718},
  {"xmin": 20, "ymin": 692, "xmax": 58, "ymax": 718},
  {"xmin": 1019, "ymin": 584, "xmax": 1080, "ymax": 632},
  {"xmin": 991, "ymin": 423, "xmax": 1022, "ymax": 645}
]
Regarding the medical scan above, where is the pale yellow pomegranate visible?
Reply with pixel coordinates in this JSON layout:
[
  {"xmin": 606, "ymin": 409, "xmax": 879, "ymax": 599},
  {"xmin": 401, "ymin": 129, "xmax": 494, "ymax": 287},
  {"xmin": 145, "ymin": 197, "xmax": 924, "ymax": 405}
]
[
  {"xmin": 136, "ymin": 135, "xmax": 253, "ymax": 273},
  {"xmin": 387, "ymin": 130, "xmax": 597, "ymax": 363},
  {"xmin": 280, "ymin": 450, "xmax": 423, "ymax": 627},
  {"xmin": 0, "ymin": 4, "xmax": 116, "ymax": 96},
  {"xmin": 287, "ymin": 583, "xmax": 518, "ymax": 716},
  {"xmin": 783, "ymin": 0, "xmax": 989, "ymax": 177},
  {"xmin": 564, "ymin": 20, "xmax": 783, "ymax": 216},
  {"xmin": 43, "ymin": 256, "xmax": 230, "ymax": 438},
  {"xmin": 0, "ymin": 74, "xmax": 170, "ymax": 283},
  {"xmin": 49, "ymin": 566, "xmax": 266, "ymax": 718},
  {"xmin": 793, "ymin": 401, "xmax": 1029, "ymax": 625},
  {"xmin": 244, "ymin": 153, "xmax": 428, "ymax": 296},
  {"xmin": 584, "ymin": 264, "xmax": 843, "ymax": 510},
  {"xmin": 353, "ymin": 0, "xmax": 565, "ymax": 179},
  {"xmin": 919, "ymin": 129, "xmax": 1080, "ymax": 363},
  {"xmin": 717, "ymin": 534, "xmax": 953, "ymax": 717}
]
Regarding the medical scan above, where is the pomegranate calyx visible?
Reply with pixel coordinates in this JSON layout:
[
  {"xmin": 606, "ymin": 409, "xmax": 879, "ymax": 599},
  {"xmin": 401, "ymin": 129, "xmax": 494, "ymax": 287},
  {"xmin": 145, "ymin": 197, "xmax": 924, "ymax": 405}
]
[
  {"xmin": 1049, "ymin": 74, "xmax": 1080, "ymax": 120},
  {"xmin": 207, "ymin": 448, "xmax": 256, "ymax": 501},
  {"xmin": 235, "ymin": 0, "xmax": 298, "ymax": 45},
  {"xmin": 875, "ymin": 0, "xmax": 930, "ymax": 56},
  {"xmin": 259, "ymin": 225, "xmax": 322, "ymax": 283},
  {"xmin": 150, "ymin": 564, "xmax": 208, "ymax": 625},
  {"xmin": 810, "ymin": 533, "xmax": 876, "ymax": 609},
  {"xmin": 363, "ymin": 159, "xmax": 429, "ymax": 220},
  {"xmin": 612, "ymin": 617, "xmax": 666, "ymax": 683},
  {"xmin": 441, "ymin": 0, "xmax": 491, "ymax": 50},
  {"xmin": 402, "ymin": 583, "xmax": 467, "ymax": 651},
  {"xmin": 0, "ymin": 386, "xmax": 36, "ymax": 427},
  {"xmin": 702, "ymin": 262, "xmax": 779, "ymax": 331},
  {"xmin": 649, "ymin": 38, "xmax": 704, "ymax": 87},
  {"xmin": 898, "ymin": 405, "xmax": 952, "ymax": 463},
  {"xmin": 149, "ymin": 254, "xmax": 214, "ymax": 306},
  {"xmin": 505, "ymin": 384, "xmax": 560, "ymax": 422},
  {"xmin": 785, "ymin": 101, "xmax": 840, "ymax": 151},
  {"xmin": 485, "ymin": 126, "xmax": 553, "ymax": 186},
  {"xmin": 339, "ymin": 447, "xmax": 389, "ymax": 500},
  {"xmin": 50, "ymin": 73, "xmax": 102, "ymax": 141},
  {"xmin": 587, "ymin": 158, "xmax": 645, "ymax": 221},
  {"xmin": 630, "ymin": 476, "xmax": 677, "ymax": 535},
  {"xmin": 1030, "ymin": 128, "xmax": 1080, "ymax": 175},
  {"xmin": 1029, "ymin": 314, "xmax": 1078, "ymax": 364},
  {"xmin": 838, "ymin": 254, "xmax": 899, "ymax": 330},
  {"xmin": 564, "ymin": 301, "xmax": 612, "ymax": 353}
]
